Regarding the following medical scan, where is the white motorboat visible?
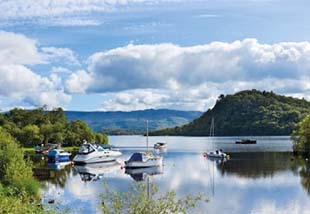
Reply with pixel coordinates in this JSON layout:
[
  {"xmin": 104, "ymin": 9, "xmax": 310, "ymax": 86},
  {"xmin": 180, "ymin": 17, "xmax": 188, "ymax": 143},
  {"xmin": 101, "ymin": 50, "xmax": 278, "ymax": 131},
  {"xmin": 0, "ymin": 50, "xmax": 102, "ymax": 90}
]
[
  {"xmin": 206, "ymin": 149, "xmax": 227, "ymax": 159},
  {"xmin": 154, "ymin": 142, "xmax": 167, "ymax": 149},
  {"xmin": 125, "ymin": 152, "xmax": 163, "ymax": 168},
  {"xmin": 125, "ymin": 120, "xmax": 163, "ymax": 168},
  {"xmin": 73, "ymin": 143, "xmax": 122, "ymax": 164}
]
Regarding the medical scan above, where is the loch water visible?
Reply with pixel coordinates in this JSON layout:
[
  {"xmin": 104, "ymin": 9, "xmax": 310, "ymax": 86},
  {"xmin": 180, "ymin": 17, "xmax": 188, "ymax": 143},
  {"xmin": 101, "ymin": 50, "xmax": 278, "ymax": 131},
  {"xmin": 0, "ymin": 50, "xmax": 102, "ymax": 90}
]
[{"xmin": 34, "ymin": 136, "xmax": 310, "ymax": 214}]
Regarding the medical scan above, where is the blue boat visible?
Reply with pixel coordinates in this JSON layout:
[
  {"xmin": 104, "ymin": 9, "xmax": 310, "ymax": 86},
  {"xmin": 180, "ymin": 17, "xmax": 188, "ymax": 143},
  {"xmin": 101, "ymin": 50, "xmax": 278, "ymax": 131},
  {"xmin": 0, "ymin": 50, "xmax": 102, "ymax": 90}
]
[{"xmin": 47, "ymin": 149, "xmax": 71, "ymax": 163}]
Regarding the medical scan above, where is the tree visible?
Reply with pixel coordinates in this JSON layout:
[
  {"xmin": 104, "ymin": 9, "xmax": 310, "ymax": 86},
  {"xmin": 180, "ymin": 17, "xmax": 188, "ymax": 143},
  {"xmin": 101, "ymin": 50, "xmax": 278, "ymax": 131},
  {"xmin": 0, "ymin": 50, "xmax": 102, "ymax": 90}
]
[
  {"xmin": 291, "ymin": 115, "xmax": 310, "ymax": 153},
  {"xmin": 101, "ymin": 182, "xmax": 204, "ymax": 214},
  {"xmin": 40, "ymin": 123, "xmax": 54, "ymax": 145},
  {"xmin": 18, "ymin": 125, "xmax": 43, "ymax": 147},
  {"xmin": 95, "ymin": 133, "xmax": 108, "ymax": 144},
  {"xmin": 0, "ymin": 128, "xmax": 44, "ymax": 213},
  {"xmin": 0, "ymin": 128, "xmax": 39, "ymax": 196},
  {"xmin": 65, "ymin": 120, "xmax": 95, "ymax": 146}
]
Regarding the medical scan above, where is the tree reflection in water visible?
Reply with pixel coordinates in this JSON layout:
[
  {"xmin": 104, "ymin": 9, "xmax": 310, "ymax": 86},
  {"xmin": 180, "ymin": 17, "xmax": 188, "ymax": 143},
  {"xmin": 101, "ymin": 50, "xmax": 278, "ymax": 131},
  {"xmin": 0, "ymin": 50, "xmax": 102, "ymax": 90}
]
[
  {"xmin": 33, "ymin": 163, "xmax": 72, "ymax": 189},
  {"xmin": 291, "ymin": 156, "xmax": 310, "ymax": 195},
  {"xmin": 216, "ymin": 152, "xmax": 292, "ymax": 178},
  {"xmin": 214, "ymin": 152, "xmax": 310, "ymax": 196}
]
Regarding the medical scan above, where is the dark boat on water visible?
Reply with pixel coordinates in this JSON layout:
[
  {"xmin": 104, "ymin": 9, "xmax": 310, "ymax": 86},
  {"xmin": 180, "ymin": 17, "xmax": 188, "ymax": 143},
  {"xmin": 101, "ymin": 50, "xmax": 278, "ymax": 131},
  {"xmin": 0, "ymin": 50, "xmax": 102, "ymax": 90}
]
[{"xmin": 235, "ymin": 139, "xmax": 257, "ymax": 144}]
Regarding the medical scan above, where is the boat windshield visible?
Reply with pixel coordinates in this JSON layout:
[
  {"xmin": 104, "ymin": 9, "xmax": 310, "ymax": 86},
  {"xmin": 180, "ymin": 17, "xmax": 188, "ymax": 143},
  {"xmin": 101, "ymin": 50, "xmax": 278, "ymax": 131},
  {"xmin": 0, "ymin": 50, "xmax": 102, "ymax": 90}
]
[
  {"xmin": 94, "ymin": 144, "xmax": 105, "ymax": 152},
  {"xmin": 79, "ymin": 144, "xmax": 95, "ymax": 154}
]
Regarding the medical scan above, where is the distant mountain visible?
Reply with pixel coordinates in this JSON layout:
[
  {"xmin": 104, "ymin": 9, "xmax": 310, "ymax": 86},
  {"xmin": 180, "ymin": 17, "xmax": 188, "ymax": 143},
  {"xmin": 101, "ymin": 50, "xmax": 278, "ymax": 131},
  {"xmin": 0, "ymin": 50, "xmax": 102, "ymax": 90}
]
[
  {"xmin": 149, "ymin": 90, "xmax": 310, "ymax": 136},
  {"xmin": 64, "ymin": 109, "xmax": 202, "ymax": 134}
]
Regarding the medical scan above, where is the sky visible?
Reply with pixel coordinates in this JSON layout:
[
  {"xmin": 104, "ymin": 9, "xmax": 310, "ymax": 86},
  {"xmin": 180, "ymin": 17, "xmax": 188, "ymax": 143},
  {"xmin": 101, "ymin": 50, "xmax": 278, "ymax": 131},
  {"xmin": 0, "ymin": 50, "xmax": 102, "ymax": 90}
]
[{"xmin": 1, "ymin": 0, "xmax": 310, "ymax": 111}]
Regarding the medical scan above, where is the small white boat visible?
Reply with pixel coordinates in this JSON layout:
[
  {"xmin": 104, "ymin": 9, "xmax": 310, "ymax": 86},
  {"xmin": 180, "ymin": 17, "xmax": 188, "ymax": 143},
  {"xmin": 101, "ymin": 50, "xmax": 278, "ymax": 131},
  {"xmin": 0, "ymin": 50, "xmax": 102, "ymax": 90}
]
[
  {"xmin": 125, "ymin": 152, "xmax": 163, "ymax": 168},
  {"xmin": 206, "ymin": 149, "xmax": 227, "ymax": 159},
  {"xmin": 154, "ymin": 142, "xmax": 167, "ymax": 149},
  {"xmin": 205, "ymin": 118, "xmax": 228, "ymax": 159},
  {"xmin": 73, "ymin": 143, "xmax": 122, "ymax": 164}
]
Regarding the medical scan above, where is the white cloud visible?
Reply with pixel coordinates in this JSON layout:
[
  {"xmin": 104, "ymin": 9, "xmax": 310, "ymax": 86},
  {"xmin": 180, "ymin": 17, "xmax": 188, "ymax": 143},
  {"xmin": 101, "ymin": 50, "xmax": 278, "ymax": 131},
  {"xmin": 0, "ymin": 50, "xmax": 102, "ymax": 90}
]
[
  {"xmin": 42, "ymin": 47, "xmax": 80, "ymax": 66},
  {"xmin": 0, "ymin": 31, "xmax": 42, "ymax": 65},
  {"xmin": 51, "ymin": 66, "xmax": 72, "ymax": 74},
  {"xmin": 0, "ymin": 65, "xmax": 71, "ymax": 108},
  {"xmin": 0, "ymin": 0, "xmax": 189, "ymax": 26},
  {"xmin": 65, "ymin": 39, "xmax": 310, "ymax": 110},
  {"xmin": 66, "ymin": 70, "xmax": 92, "ymax": 94},
  {"xmin": 0, "ymin": 31, "xmax": 73, "ymax": 109}
]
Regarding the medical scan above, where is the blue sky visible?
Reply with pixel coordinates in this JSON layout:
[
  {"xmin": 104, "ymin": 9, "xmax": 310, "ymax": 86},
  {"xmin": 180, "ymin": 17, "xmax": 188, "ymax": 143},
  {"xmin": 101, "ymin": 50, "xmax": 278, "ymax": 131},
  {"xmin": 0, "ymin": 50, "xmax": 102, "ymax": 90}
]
[{"xmin": 1, "ymin": 0, "xmax": 310, "ymax": 111}]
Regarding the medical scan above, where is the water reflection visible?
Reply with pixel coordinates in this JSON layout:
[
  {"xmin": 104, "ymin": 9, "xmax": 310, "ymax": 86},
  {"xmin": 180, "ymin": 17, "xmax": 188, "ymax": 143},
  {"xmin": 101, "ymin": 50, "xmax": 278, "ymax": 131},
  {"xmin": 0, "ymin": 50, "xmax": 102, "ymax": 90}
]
[
  {"xmin": 125, "ymin": 166, "xmax": 164, "ymax": 182},
  {"xmin": 74, "ymin": 162, "xmax": 121, "ymax": 182},
  {"xmin": 290, "ymin": 156, "xmax": 310, "ymax": 195},
  {"xmin": 34, "ymin": 164, "xmax": 72, "ymax": 188},
  {"xmin": 33, "ymin": 136, "xmax": 310, "ymax": 214},
  {"xmin": 216, "ymin": 152, "xmax": 292, "ymax": 178}
]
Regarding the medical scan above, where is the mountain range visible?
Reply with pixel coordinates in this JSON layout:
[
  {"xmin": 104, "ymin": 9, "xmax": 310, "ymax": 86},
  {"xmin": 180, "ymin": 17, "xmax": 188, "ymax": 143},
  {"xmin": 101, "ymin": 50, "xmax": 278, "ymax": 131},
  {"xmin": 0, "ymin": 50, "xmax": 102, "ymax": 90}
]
[{"xmin": 65, "ymin": 109, "xmax": 202, "ymax": 134}]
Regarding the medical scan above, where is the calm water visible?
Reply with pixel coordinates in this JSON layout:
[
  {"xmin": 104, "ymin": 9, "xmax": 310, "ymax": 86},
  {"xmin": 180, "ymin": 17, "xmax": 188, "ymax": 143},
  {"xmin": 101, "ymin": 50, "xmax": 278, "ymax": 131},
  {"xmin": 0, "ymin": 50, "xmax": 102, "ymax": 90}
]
[{"xmin": 35, "ymin": 136, "xmax": 310, "ymax": 214}]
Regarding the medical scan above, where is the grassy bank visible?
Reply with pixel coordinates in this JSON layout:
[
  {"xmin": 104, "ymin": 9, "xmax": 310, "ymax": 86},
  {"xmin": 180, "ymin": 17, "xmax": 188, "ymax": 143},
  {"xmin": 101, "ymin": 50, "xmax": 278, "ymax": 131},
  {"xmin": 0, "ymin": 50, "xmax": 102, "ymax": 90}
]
[{"xmin": 22, "ymin": 146, "xmax": 80, "ymax": 153}]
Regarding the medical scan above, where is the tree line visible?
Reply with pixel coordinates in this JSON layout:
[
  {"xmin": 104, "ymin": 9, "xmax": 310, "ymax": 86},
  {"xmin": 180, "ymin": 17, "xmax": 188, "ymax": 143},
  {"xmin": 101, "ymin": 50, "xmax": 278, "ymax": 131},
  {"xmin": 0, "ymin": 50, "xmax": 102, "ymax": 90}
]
[
  {"xmin": 0, "ymin": 107, "xmax": 108, "ymax": 148},
  {"xmin": 150, "ymin": 90, "xmax": 310, "ymax": 136}
]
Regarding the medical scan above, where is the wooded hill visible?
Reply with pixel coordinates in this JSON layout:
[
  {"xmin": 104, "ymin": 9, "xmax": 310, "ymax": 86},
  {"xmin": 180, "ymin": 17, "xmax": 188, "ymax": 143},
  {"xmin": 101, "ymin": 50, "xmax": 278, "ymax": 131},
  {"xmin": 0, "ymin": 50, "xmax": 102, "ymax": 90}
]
[{"xmin": 149, "ymin": 90, "xmax": 310, "ymax": 136}]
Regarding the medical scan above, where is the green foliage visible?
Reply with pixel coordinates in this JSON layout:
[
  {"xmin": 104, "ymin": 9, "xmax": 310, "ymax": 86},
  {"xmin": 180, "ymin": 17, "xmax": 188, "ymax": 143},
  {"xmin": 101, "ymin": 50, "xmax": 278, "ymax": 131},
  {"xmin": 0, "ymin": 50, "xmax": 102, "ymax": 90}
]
[
  {"xmin": 291, "ymin": 115, "xmax": 310, "ymax": 152},
  {"xmin": 0, "ymin": 128, "xmax": 44, "ymax": 213},
  {"xmin": 0, "ymin": 128, "xmax": 39, "ymax": 197},
  {"xmin": 0, "ymin": 107, "xmax": 108, "ymax": 147},
  {"xmin": 65, "ymin": 120, "xmax": 95, "ymax": 146},
  {"xmin": 102, "ymin": 182, "xmax": 204, "ymax": 214},
  {"xmin": 0, "ymin": 187, "xmax": 44, "ymax": 214},
  {"xmin": 18, "ymin": 124, "xmax": 43, "ymax": 147},
  {"xmin": 95, "ymin": 133, "xmax": 108, "ymax": 144},
  {"xmin": 150, "ymin": 90, "xmax": 310, "ymax": 136}
]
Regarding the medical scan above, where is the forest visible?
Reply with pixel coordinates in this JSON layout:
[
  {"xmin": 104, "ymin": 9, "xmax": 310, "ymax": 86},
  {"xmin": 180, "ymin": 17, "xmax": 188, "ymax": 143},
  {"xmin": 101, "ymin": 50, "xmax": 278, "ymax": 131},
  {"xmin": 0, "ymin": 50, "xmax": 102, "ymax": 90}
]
[{"xmin": 0, "ymin": 107, "xmax": 108, "ymax": 148}]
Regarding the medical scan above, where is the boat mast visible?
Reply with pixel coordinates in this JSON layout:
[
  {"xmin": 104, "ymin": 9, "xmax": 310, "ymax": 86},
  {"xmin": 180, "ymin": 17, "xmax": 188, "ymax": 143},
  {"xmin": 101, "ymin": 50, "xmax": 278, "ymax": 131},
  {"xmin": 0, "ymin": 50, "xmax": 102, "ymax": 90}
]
[
  {"xmin": 210, "ymin": 118, "xmax": 215, "ymax": 150},
  {"xmin": 146, "ymin": 120, "xmax": 149, "ymax": 151}
]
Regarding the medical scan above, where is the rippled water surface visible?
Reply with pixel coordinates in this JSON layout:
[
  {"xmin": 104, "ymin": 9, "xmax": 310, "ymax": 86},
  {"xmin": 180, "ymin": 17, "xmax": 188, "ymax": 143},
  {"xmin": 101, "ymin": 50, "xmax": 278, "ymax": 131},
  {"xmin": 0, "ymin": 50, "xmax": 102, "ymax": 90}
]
[{"xmin": 35, "ymin": 136, "xmax": 310, "ymax": 214}]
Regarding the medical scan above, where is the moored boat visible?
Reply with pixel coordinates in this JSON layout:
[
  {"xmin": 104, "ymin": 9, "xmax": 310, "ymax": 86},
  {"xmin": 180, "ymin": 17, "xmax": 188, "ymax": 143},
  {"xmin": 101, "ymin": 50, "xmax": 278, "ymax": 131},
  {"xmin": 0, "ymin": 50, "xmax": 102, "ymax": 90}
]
[
  {"xmin": 47, "ymin": 149, "xmax": 71, "ymax": 163},
  {"xmin": 125, "ymin": 120, "xmax": 163, "ymax": 168},
  {"xmin": 73, "ymin": 143, "xmax": 122, "ymax": 164},
  {"xmin": 154, "ymin": 142, "xmax": 167, "ymax": 149},
  {"xmin": 205, "ymin": 149, "xmax": 228, "ymax": 159},
  {"xmin": 235, "ymin": 139, "xmax": 257, "ymax": 144},
  {"xmin": 125, "ymin": 152, "xmax": 163, "ymax": 168},
  {"xmin": 205, "ymin": 118, "xmax": 228, "ymax": 159}
]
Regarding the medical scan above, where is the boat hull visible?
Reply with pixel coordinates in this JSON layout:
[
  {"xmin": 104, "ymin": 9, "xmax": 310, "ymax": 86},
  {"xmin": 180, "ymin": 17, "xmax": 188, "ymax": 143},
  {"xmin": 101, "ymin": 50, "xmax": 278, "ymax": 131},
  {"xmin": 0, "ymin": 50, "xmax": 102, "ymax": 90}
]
[
  {"xmin": 125, "ymin": 156, "xmax": 163, "ymax": 168},
  {"xmin": 206, "ymin": 151, "xmax": 227, "ymax": 159},
  {"xmin": 235, "ymin": 140, "xmax": 256, "ymax": 144},
  {"xmin": 73, "ymin": 151, "xmax": 122, "ymax": 165}
]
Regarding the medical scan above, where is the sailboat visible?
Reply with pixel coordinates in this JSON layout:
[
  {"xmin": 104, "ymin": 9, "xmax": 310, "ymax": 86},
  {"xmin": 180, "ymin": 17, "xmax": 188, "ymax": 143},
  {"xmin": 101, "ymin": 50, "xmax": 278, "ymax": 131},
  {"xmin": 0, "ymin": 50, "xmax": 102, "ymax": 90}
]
[
  {"xmin": 205, "ymin": 118, "xmax": 228, "ymax": 159},
  {"xmin": 125, "ymin": 120, "xmax": 163, "ymax": 168}
]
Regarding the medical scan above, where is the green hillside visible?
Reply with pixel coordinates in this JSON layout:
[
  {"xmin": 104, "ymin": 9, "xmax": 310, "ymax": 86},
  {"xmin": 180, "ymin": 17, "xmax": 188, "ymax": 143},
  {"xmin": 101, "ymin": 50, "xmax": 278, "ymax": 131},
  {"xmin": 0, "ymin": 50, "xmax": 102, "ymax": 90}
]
[{"xmin": 149, "ymin": 90, "xmax": 310, "ymax": 136}]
